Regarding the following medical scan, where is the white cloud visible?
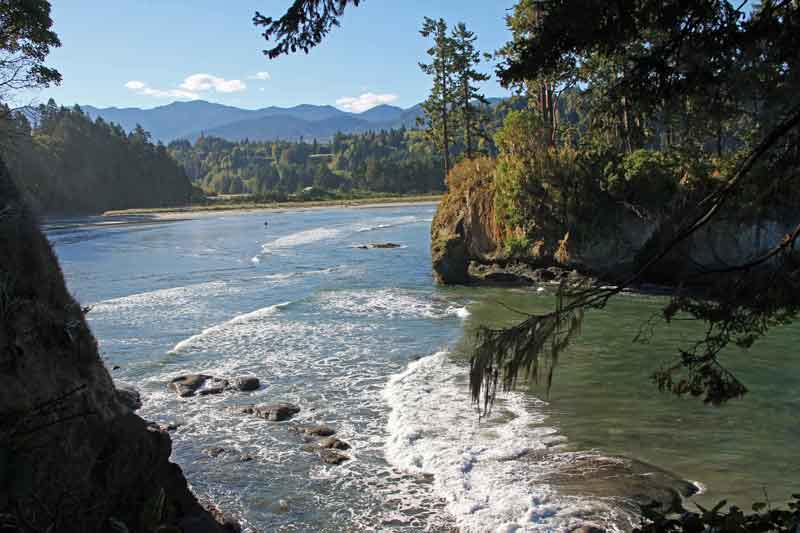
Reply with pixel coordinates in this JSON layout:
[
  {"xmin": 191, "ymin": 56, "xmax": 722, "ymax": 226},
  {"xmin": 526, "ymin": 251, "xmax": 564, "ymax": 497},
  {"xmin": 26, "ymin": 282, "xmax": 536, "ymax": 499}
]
[
  {"xmin": 179, "ymin": 73, "xmax": 246, "ymax": 93},
  {"xmin": 124, "ymin": 73, "xmax": 247, "ymax": 100},
  {"xmin": 249, "ymin": 71, "xmax": 271, "ymax": 81},
  {"xmin": 336, "ymin": 92, "xmax": 399, "ymax": 113}
]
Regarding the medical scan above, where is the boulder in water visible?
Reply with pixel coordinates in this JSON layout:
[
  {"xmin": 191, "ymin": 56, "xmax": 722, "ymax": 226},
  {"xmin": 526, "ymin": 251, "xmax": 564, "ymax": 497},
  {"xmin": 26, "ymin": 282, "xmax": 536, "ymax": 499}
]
[
  {"xmin": 197, "ymin": 378, "xmax": 229, "ymax": 396},
  {"xmin": 319, "ymin": 449, "xmax": 351, "ymax": 465},
  {"xmin": 355, "ymin": 242, "xmax": 402, "ymax": 250},
  {"xmin": 203, "ymin": 447, "xmax": 226, "ymax": 458},
  {"xmin": 234, "ymin": 376, "xmax": 260, "ymax": 392},
  {"xmin": 318, "ymin": 436, "xmax": 351, "ymax": 450},
  {"xmin": 243, "ymin": 402, "xmax": 301, "ymax": 421},
  {"xmin": 169, "ymin": 374, "xmax": 214, "ymax": 397},
  {"xmin": 292, "ymin": 424, "xmax": 336, "ymax": 437}
]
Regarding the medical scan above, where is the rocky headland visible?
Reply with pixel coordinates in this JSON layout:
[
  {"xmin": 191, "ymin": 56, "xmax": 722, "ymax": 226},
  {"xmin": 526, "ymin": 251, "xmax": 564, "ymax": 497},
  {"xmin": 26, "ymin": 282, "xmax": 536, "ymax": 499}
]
[
  {"xmin": 430, "ymin": 159, "xmax": 797, "ymax": 288},
  {"xmin": 0, "ymin": 159, "xmax": 238, "ymax": 533}
]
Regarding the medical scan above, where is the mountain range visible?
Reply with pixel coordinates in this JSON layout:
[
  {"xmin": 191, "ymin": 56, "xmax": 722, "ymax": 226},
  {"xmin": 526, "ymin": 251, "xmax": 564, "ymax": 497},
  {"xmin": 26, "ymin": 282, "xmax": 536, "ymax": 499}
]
[{"xmin": 79, "ymin": 100, "xmax": 426, "ymax": 143}]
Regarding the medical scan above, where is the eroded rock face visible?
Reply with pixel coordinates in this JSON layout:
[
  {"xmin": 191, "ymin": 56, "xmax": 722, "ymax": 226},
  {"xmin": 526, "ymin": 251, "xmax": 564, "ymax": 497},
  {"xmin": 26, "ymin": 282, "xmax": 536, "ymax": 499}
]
[
  {"xmin": 0, "ymin": 158, "xmax": 232, "ymax": 532},
  {"xmin": 431, "ymin": 227, "xmax": 470, "ymax": 285},
  {"xmin": 115, "ymin": 381, "xmax": 143, "ymax": 412},
  {"xmin": 430, "ymin": 165, "xmax": 503, "ymax": 285}
]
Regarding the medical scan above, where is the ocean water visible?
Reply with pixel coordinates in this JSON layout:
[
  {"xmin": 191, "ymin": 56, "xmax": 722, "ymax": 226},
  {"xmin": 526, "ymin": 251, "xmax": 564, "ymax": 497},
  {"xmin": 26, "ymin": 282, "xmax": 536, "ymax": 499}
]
[{"xmin": 47, "ymin": 205, "xmax": 800, "ymax": 532}]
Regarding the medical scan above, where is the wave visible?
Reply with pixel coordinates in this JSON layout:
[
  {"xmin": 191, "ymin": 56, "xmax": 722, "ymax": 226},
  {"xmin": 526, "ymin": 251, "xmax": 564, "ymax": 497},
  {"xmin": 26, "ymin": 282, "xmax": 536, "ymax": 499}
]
[
  {"xmin": 383, "ymin": 352, "xmax": 621, "ymax": 532},
  {"xmin": 355, "ymin": 216, "xmax": 420, "ymax": 233},
  {"xmin": 317, "ymin": 289, "xmax": 470, "ymax": 320},
  {"xmin": 262, "ymin": 227, "xmax": 342, "ymax": 251},
  {"xmin": 169, "ymin": 301, "xmax": 293, "ymax": 354}
]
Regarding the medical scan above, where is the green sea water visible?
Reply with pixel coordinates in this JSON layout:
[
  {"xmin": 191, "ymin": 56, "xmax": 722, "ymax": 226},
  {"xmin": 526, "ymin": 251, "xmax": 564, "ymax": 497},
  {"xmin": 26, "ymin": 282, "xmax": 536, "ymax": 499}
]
[{"xmin": 459, "ymin": 286, "xmax": 800, "ymax": 509}]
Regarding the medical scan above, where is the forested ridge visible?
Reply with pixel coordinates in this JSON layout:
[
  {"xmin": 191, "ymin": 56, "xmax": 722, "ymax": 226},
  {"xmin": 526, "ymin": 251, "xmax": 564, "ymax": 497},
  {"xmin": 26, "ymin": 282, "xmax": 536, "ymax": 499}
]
[
  {"xmin": 168, "ymin": 128, "xmax": 444, "ymax": 197},
  {"xmin": 1, "ymin": 101, "xmax": 194, "ymax": 214}
]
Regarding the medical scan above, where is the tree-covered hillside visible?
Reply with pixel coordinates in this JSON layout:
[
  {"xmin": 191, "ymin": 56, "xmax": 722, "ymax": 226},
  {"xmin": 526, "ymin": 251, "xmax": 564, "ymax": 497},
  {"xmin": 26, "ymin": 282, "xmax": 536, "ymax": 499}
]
[
  {"xmin": 168, "ymin": 127, "xmax": 446, "ymax": 196},
  {"xmin": 1, "ymin": 101, "xmax": 194, "ymax": 214}
]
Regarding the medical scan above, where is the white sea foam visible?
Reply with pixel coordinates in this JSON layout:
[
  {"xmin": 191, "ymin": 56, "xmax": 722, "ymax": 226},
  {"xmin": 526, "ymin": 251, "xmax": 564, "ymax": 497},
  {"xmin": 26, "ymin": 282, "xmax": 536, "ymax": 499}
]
[
  {"xmin": 690, "ymin": 481, "xmax": 707, "ymax": 495},
  {"xmin": 452, "ymin": 306, "xmax": 471, "ymax": 319},
  {"xmin": 383, "ymin": 352, "xmax": 623, "ymax": 532},
  {"xmin": 262, "ymin": 227, "xmax": 342, "ymax": 251},
  {"xmin": 317, "ymin": 289, "xmax": 468, "ymax": 320},
  {"xmin": 356, "ymin": 216, "xmax": 419, "ymax": 233},
  {"xmin": 91, "ymin": 281, "xmax": 228, "ymax": 313},
  {"xmin": 169, "ymin": 301, "xmax": 292, "ymax": 354}
]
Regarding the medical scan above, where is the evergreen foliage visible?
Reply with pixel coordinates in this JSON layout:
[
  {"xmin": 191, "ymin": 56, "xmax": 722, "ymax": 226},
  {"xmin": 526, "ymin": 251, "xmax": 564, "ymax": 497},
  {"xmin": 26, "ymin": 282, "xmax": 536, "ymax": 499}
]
[
  {"xmin": 419, "ymin": 17, "xmax": 457, "ymax": 178},
  {"xmin": 1, "ymin": 102, "xmax": 193, "ymax": 214},
  {"xmin": 168, "ymin": 128, "xmax": 445, "ymax": 196}
]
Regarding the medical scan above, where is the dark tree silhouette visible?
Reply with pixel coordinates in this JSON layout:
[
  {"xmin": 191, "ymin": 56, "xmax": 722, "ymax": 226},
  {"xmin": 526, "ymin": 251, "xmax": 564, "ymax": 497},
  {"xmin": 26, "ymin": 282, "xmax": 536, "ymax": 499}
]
[{"xmin": 254, "ymin": 0, "xmax": 361, "ymax": 59}]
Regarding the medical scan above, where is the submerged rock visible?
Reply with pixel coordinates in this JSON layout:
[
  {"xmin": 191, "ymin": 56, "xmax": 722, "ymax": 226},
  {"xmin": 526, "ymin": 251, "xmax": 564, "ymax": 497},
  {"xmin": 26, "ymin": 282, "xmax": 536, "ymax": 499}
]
[
  {"xmin": 234, "ymin": 376, "xmax": 260, "ymax": 391},
  {"xmin": 319, "ymin": 449, "xmax": 351, "ymax": 465},
  {"xmin": 355, "ymin": 242, "xmax": 402, "ymax": 250},
  {"xmin": 318, "ymin": 436, "xmax": 351, "ymax": 450},
  {"xmin": 291, "ymin": 424, "xmax": 336, "ymax": 437},
  {"xmin": 203, "ymin": 447, "xmax": 226, "ymax": 458},
  {"xmin": 301, "ymin": 436, "xmax": 351, "ymax": 452},
  {"xmin": 198, "ymin": 378, "xmax": 229, "ymax": 396},
  {"xmin": 542, "ymin": 455, "xmax": 697, "ymax": 513},
  {"xmin": 168, "ymin": 374, "xmax": 229, "ymax": 397},
  {"xmin": 468, "ymin": 263, "xmax": 535, "ymax": 285},
  {"xmin": 572, "ymin": 526, "xmax": 605, "ymax": 533},
  {"xmin": 242, "ymin": 402, "xmax": 301, "ymax": 421},
  {"xmin": 160, "ymin": 421, "xmax": 181, "ymax": 432},
  {"xmin": 169, "ymin": 374, "xmax": 213, "ymax": 397}
]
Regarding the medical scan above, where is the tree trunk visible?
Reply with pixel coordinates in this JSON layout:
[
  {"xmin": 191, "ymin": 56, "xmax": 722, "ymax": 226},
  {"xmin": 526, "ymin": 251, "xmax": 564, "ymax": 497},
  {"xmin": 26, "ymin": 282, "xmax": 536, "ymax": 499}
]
[{"xmin": 464, "ymin": 78, "xmax": 473, "ymax": 159}]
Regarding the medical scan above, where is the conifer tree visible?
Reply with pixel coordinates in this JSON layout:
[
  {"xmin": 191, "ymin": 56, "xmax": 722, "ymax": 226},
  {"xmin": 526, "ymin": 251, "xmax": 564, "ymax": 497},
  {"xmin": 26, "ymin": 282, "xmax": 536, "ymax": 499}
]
[
  {"xmin": 419, "ymin": 17, "xmax": 455, "ymax": 177},
  {"xmin": 451, "ymin": 22, "xmax": 489, "ymax": 159}
]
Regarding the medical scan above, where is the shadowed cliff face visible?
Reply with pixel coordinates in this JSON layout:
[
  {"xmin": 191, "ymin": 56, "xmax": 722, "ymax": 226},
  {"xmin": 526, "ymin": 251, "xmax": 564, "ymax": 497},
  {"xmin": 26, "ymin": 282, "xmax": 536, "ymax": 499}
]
[{"xmin": 0, "ymin": 158, "xmax": 235, "ymax": 533}]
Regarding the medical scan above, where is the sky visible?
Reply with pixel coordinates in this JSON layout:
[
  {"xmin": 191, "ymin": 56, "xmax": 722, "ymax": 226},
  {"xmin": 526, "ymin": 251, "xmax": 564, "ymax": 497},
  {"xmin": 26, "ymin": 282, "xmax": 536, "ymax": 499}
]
[{"xmin": 31, "ymin": 1, "xmax": 518, "ymax": 112}]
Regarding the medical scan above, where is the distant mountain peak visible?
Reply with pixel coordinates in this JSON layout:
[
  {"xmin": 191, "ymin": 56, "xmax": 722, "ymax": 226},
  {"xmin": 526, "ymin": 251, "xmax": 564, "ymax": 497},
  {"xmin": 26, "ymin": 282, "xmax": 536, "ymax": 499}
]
[{"xmin": 78, "ymin": 97, "xmax": 500, "ymax": 142}]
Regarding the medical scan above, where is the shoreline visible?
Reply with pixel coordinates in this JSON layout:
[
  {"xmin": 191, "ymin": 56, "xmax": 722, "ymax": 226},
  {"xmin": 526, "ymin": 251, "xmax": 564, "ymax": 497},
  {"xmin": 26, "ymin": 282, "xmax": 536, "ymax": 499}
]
[{"xmin": 102, "ymin": 194, "xmax": 442, "ymax": 220}]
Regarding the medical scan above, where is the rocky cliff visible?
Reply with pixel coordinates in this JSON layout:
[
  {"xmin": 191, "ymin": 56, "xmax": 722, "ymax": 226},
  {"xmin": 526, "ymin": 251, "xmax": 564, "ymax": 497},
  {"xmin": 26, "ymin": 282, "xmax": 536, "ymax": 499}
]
[
  {"xmin": 0, "ymin": 159, "xmax": 236, "ymax": 533},
  {"xmin": 431, "ymin": 162, "xmax": 797, "ymax": 286}
]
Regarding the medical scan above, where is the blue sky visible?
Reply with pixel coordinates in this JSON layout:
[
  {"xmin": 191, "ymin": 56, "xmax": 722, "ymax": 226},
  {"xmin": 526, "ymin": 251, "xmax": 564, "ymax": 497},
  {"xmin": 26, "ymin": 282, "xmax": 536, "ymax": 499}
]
[{"xmin": 32, "ymin": 1, "xmax": 517, "ymax": 112}]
